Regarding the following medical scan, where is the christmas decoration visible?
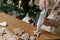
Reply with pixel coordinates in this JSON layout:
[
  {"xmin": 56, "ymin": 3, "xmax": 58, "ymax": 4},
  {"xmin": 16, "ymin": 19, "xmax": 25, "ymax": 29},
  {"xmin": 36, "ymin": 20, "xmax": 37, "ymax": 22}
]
[
  {"xmin": 13, "ymin": 28, "xmax": 37, "ymax": 40},
  {"xmin": 0, "ymin": 0, "xmax": 41, "ymax": 24},
  {"xmin": 0, "ymin": 27, "xmax": 19, "ymax": 40},
  {"xmin": 34, "ymin": 10, "xmax": 46, "ymax": 37},
  {"xmin": 18, "ymin": 0, "xmax": 21, "ymax": 9},
  {"xmin": 47, "ymin": 0, "xmax": 60, "ymax": 20},
  {"xmin": 33, "ymin": 0, "xmax": 47, "ymax": 37},
  {"xmin": 28, "ymin": 0, "xmax": 34, "ymax": 7},
  {"xmin": 34, "ymin": 0, "xmax": 39, "ymax": 5},
  {"xmin": 13, "ymin": 28, "xmax": 25, "ymax": 36},
  {"xmin": 7, "ymin": 0, "xmax": 12, "ymax": 4},
  {"xmin": 20, "ymin": 33, "xmax": 30, "ymax": 40},
  {"xmin": 33, "ymin": 0, "xmax": 60, "ymax": 37},
  {"xmin": 30, "ymin": 36, "xmax": 36, "ymax": 40}
]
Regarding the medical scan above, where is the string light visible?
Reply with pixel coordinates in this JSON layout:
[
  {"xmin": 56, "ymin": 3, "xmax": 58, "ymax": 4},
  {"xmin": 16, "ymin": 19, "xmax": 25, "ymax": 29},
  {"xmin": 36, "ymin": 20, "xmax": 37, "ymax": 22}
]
[{"xmin": 18, "ymin": 0, "xmax": 21, "ymax": 9}]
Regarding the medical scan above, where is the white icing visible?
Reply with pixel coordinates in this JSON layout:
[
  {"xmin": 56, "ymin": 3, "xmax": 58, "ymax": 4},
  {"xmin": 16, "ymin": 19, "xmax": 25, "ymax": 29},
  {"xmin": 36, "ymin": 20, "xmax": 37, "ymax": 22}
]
[
  {"xmin": 7, "ymin": 36, "xmax": 18, "ymax": 40},
  {"xmin": 20, "ymin": 33, "xmax": 29, "ymax": 40},
  {"xmin": 0, "ymin": 22, "xmax": 7, "ymax": 27},
  {"xmin": 37, "ymin": 10, "xmax": 46, "ymax": 31},
  {"xmin": 30, "ymin": 36, "xmax": 36, "ymax": 40}
]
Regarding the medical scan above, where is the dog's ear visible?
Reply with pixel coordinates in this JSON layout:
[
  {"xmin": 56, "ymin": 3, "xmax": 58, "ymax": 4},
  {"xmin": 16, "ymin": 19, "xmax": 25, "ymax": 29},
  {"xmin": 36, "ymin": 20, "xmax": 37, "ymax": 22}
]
[{"xmin": 34, "ymin": 0, "xmax": 40, "ymax": 5}]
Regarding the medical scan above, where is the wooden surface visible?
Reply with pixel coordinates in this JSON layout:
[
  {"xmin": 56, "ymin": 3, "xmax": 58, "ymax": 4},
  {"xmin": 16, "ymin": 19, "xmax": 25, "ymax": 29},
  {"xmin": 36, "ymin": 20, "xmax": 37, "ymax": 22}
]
[{"xmin": 0, "ymin": 13, "xmax": 60, "ymax": 40}]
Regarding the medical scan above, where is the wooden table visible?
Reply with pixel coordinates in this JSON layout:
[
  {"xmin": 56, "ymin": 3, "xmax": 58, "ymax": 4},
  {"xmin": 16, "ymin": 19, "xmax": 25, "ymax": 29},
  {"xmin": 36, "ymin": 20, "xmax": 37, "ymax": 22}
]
[{"xmin": 0, "ymin": 13, "xmax": 60, "ymax": 40}]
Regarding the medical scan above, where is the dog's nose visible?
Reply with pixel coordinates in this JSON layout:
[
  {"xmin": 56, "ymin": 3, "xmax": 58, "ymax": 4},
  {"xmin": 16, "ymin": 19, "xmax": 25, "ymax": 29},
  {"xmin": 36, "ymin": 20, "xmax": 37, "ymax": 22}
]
[{"xmin": 29, "ymin": 19, "xmax": 34, "ymax": 24}]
